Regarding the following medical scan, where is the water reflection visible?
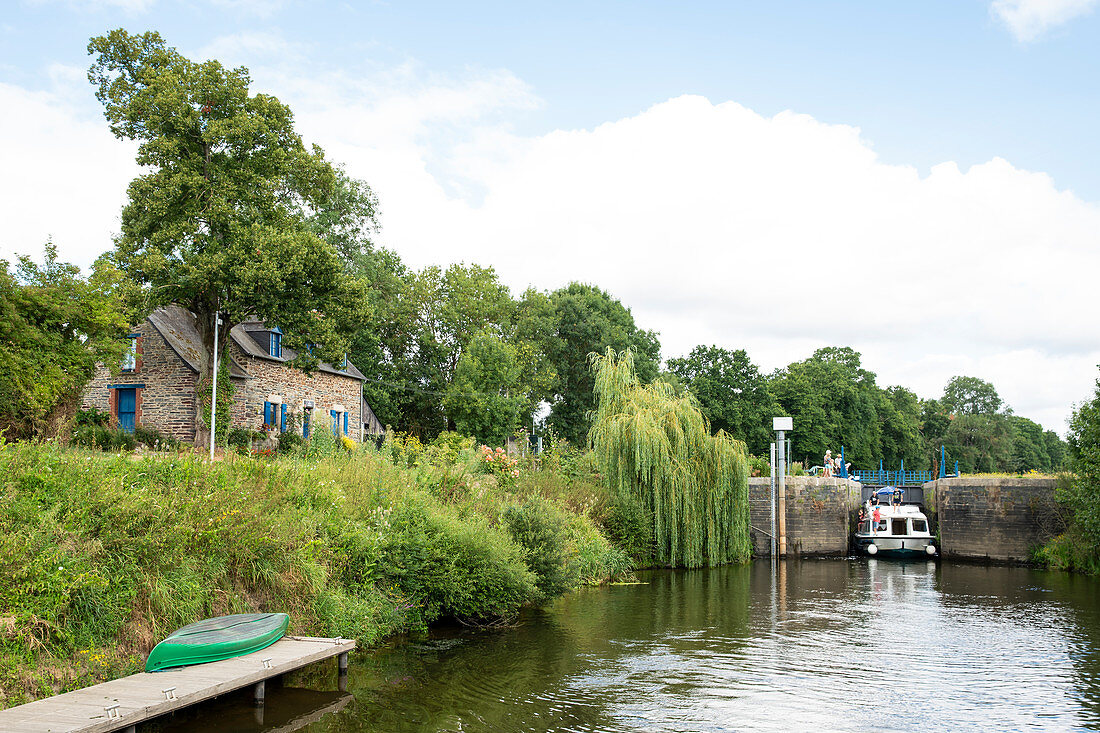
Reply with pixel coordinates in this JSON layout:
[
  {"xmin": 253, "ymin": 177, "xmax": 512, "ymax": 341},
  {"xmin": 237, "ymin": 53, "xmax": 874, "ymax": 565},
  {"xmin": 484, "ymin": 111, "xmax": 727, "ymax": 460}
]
[{"xmin": 185, "ymin": 561, "xmax": 1100, "ymax": 732}]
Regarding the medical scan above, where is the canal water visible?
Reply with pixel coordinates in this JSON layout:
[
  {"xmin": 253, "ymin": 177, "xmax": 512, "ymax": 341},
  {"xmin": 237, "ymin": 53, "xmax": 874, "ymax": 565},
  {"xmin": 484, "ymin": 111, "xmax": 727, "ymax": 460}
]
[{"xmin": 172, "ymin": 560, "xmax": 1100, "ymax": 732}]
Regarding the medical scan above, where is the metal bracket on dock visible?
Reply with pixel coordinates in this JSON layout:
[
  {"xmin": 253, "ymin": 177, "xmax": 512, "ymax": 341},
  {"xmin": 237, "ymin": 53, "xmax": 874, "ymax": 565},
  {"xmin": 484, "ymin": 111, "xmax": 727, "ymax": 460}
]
[
  {"xmin": 162, "ymin": 687, "xmax": 177, "ymax": 701},
  {"xmin": 261, "ymin": 657, "xmax": 273, "ymax": 669},
  {"xmin": 105, "ymin": 704, "xmax": 120, "ymax": 719},
  {"xmin": 333, "ymin": 636, "xmax": 343, "ymax": 645}
]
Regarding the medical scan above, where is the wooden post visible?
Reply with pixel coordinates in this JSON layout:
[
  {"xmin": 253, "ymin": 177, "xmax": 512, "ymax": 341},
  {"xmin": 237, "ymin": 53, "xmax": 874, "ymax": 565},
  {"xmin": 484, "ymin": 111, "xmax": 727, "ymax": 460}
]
[
  {"xmin": 338, "ymin": 651, "xmax": 349, "ymax": 692},
  {"xmin": 253, "ymin": 679, "xmax": 265, "ymax": 706}
]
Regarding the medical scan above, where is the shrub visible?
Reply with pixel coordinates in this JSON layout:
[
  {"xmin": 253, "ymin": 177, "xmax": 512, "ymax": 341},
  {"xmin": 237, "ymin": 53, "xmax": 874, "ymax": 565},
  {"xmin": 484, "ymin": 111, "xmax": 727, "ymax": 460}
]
[
  {"xmin": 227, "ymin": 427, "xmax": 262, "ymax": 455},
  {"xmin": 380, "ymin": 497, "xmax": 537, "ymax": 623},
  {"xmin": 133, "ymin": 425, "xmax": 180, "ymax": 452},
  {"xmin": 71, "ymin": 425, "xmax": 135, "ymax": 451},
  {"xmin": 503, "ymin": 498, "xmax": 578, "ymax": 601},
  {"xmin": 74, "ymin": 407, "xmax": 110, "ymax": 428},
  {"xmin": 600, "ymin": 492, "xmax": 653, "ymax": 565},
  {"xmin": 276, "ymin": 431, "xmax": 304, "ymax": 454}
]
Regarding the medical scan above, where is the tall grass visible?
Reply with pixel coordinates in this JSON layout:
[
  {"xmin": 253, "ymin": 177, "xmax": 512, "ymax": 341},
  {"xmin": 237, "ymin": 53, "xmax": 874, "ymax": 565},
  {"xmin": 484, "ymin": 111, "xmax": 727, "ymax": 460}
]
[{"xmin": 0, "ymin": 438, "xmax": 628, "ymax": 707}]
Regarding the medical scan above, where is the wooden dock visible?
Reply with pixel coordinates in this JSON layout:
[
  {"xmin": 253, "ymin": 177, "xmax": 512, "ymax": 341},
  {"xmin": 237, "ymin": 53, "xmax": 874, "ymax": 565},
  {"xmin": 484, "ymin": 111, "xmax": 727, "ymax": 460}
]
[{"xmin": 0, "ymin": 635, "xmax": 355, "ymax": 733}]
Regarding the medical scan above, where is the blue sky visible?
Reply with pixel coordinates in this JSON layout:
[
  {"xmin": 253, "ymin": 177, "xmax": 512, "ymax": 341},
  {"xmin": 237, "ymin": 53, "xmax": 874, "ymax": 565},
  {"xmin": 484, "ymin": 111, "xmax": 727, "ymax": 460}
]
[
  {"xmin": 2, "ymin": 0, "xmax": 1099, "ymax": 433},
  {"xmin": 5, "ymin": 1, "xmax": 1100, "ymax": 196}
]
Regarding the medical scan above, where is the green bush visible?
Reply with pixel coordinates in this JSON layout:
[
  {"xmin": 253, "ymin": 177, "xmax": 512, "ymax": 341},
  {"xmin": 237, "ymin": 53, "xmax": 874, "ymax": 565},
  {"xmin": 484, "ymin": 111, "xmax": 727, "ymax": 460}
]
[
  {"xmin": 380, "ymin": 497, "xmax": 536, "ymax": 623},
  {"xmin": 74, "ymin": 407, "xmax": 110, "ymax": 428},
  {"xmin": 71, "ymin": 425, "xmax": 135, "ymax": 451},
  {"xmin": 503, "ymin": 498, "xmax": 578, "ymax": 601},
  {"xmin": 133, "ymin": 425, "xmax": 180, "ymax": 451},
  {"xmin": 600, "ymin": 492, "xmax": 653, "ymax": 565},
  {"xmin": 276, "ymin": 431, "xmax": 304, "ymax": 454},
  {"xmin": 227, "ymin": 427, "xmax": 262, "ymax": 454}
]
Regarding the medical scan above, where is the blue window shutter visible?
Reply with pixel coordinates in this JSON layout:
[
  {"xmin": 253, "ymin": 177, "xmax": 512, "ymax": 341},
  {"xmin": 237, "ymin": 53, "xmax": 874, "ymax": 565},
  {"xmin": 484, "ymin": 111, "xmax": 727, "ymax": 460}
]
[
  {"xmin": 331, "ymin": 410, "xmax": 338, "ymax": 435},
  {"xmin": 264, "ymin": 401, "xmax": 272, "ymax": 427},
  {"xmin": 343, "ymin": 412, "xmax": 349, "ymax": 436},
  {"xmin": 303, "ymin": 413, "xmax": 310, "ymax": 439},
  {"xmin": 280, "ymin": 403, "xmax": 287, "ymax": 433}
]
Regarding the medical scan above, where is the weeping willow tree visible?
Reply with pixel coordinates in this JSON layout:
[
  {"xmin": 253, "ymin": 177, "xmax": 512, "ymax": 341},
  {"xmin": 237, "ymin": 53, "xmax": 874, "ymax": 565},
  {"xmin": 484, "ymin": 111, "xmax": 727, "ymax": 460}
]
[{"xmin": 588, "ymin": 348, "xmax": 750, "ymax": 567}]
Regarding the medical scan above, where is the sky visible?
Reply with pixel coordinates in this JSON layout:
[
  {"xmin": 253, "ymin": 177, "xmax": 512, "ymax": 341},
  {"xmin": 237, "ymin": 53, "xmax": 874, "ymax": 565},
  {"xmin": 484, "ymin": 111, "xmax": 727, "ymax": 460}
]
[{"xmin": 2, "ymin": 0, "xmax": 1099, "ymax": 436}]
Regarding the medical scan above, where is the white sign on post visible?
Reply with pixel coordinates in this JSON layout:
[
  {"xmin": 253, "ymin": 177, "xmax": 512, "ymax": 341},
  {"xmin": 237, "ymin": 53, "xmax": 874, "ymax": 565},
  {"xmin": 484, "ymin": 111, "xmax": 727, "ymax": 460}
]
[{"xmin": 772, "ymin": 417, "xmax": 793, "ymax": 432}]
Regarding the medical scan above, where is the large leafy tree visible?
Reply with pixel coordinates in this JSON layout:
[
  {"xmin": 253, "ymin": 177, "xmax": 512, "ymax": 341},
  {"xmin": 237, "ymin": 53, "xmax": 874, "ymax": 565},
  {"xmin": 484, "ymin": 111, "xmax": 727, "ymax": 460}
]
[
  {"xmin": 0, "ymin": 246, "xmax": 130, "ymax": 438},
  {"xmin": 942, "ymin": 375, "xmax": 1003, "ymax": 415},
  {"xmin": 666, "ymin": 345, "xmax": 779, "ymax": 456},
  {"xmin": 1064, "ymin": 375, "xmax": 1100, "ymax": 542},
  {"xmin": 768, "ymin": 347, "xmax": 883, "ymax": 467},
  {"xmin": 443, "ymin": 331, "xmax": 528, "ymax": 446},
  {"xmin": 539, "ymin": 283, "xmax": 660, "ymax": 446},
  {"xmin": 88, "ymin": 29, "xmax": 369, "ymax": 442}
]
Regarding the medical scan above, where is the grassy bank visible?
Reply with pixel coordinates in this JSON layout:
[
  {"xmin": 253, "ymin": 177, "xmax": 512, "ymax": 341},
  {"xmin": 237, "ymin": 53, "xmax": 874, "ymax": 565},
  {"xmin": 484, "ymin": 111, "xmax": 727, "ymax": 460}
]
[{"xmin": 0, "ymin": 436, "xmax": 631, "ymax": 708}]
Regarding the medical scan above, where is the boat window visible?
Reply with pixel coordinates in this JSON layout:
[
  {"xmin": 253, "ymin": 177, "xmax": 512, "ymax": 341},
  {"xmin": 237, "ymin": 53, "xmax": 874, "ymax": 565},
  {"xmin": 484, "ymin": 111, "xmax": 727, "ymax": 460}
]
[
  {"xmin": 891, "ymin": 519, "xmax": 907, "ymax": 535},
  {"xmin": 876, "ymin": 520, "xmax": 887, "ymax": 532},
  {"xmin": 858, "ymin": 520, "xmax": 870, "ymax": 533},
  {"xmin": 912, "ymin": 519, "xmax": 927, "ymax": 533}
]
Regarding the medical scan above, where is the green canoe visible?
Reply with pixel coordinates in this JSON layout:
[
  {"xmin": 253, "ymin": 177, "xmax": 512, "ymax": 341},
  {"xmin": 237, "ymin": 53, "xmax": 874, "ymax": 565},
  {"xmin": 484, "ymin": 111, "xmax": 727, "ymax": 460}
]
[{"xmin": 145, "ymin": 613, "xmax": 290, "ymax": 672}]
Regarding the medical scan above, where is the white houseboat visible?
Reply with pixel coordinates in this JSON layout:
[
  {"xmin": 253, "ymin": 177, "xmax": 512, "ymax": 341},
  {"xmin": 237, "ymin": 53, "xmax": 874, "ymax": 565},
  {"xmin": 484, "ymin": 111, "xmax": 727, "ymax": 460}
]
[{"xmin": 855, "ymin": 492, "xmax": 937, "ymax": 558}]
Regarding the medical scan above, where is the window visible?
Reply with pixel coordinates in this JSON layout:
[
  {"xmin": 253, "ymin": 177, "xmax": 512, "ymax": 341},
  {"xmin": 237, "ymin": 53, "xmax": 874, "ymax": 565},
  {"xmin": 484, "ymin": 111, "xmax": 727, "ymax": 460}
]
[
  {"xmin": 858, "ymin": 520, "xmax": 870, "ymax": 533},
  {"xmin": 122, "ymin": 337, "xmax": 137, "ymax": 371},
  {"xmin": 912, "ymin": 519, "xmax": 927, "ymax": 533},
  {"xmin": 876, "ymin": 520, "xmax": 888, "ymax": 532},
  {"xmin": 891, "ymin": 518, "xmax": 907, "ymax": 536},
  {"xmin": 269, "ymin": 331, "xmax": 282, "ymax": 358}
]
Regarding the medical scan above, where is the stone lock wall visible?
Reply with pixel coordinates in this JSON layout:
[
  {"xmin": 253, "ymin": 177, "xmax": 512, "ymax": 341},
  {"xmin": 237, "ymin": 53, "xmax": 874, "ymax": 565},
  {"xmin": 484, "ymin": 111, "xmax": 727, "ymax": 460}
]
[
  {"xmin": 81, "ymin": 320, "xmax": 198, "ymax": 442},
  {"xmin": 929, "ymin": 478, "xmax": 1064, "ymax": 562},
  {"xmin": 748, "ymin": 476, "xmax": 862, "ymax": 556},
  {"xmin": 228, "ymin": 341, "xmax": 364, "ymax": 442}
]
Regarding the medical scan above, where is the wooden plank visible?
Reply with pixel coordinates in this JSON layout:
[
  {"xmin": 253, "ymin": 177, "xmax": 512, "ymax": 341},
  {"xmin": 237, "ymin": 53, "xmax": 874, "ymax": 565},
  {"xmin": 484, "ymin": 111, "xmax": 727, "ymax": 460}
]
[{"xmin": 0, "ymin": 637, "xmax": 355, "ymax": 733}]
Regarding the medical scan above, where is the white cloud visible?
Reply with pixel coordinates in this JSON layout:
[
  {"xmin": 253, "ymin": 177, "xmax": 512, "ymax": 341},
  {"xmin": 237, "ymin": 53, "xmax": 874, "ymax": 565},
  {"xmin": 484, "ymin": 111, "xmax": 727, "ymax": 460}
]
[
  {"xmin": 991, "ymin": 0, "xmax": 1099, "ymax": 41},
  {"xmin": 309, "ymin": 93, "xmax": 1100, "ymax": 433},
  {"xmin": 0, "ymin": 81, "xmax": 139, "ymax": 269},
  {"xmin": 4, "ymin": 56, "xmax": 1096, "ymax": 435}
]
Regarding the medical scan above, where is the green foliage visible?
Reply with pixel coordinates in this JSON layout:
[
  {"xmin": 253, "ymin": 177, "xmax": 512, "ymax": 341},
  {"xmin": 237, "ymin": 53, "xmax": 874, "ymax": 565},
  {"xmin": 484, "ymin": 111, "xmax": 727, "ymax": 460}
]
[
  {"xmin": 667, "ymin": 345, "xmax": 780, "ymax": 456},
  {"xmin": 589, "ymin": 348, "xmax": 750, "ymax": 568},
  {"xmin": 1062, "ymin": 375, "xmax": 1100, "ymax": 545},
  {"xmin": 276, "ymin": 430, "xmax": 304, "ymax": 454},
  {"xmin": 768, "ymin": 347, "xmax": 885, "ymax": 468},
  {"xmin": 226, "ymin": 427, "xmax": 261, "ymax": 454},
  {"xmin": 0, "ymin": 438, "xmax": 628, "ymax": 705},
  {"xmin": 0, "ymin": 246, "xmax": 129, "ymax": 439},
  {"xmin": 942, "ymin": 375, "xmax": 1003, "ymax": 415},
  {"xmin": 538, "ymin": 283, "xmax": 661, "ymax": 446},
  {"xmin": 443, "ymin": 331, "xmax": 527, "ymax": 445},
  {"xmin": 502, "ymin": 498, "xmax": 579, "ymax": 602},
  {"xmin": 87, "ymin": 29, "xmax": 371, "ymax": 443}
]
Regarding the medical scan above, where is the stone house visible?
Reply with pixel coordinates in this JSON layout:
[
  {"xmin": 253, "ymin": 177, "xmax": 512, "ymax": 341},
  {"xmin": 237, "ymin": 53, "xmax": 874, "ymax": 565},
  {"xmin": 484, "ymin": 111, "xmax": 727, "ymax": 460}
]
[{"xmin": 82, "ymin": 305, "xmax": 384, "ymax": 443}]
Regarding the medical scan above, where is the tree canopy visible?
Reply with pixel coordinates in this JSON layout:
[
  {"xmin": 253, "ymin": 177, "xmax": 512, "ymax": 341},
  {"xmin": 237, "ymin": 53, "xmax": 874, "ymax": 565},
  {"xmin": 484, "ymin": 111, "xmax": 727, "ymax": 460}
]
[
  {"xmin": 589, "ymin": 349, "xmax": 749, "ymax": 567},
  {"xmin": 88, "ymin": 29, "xmax": 371, "ymax": 441},
  {"xmin": 0, "ymin": 246, "xmax": 129, "ymax": 438},
  {"xmin": 666, "ymin": 345, "xmax": 779, "ymax": 456}
]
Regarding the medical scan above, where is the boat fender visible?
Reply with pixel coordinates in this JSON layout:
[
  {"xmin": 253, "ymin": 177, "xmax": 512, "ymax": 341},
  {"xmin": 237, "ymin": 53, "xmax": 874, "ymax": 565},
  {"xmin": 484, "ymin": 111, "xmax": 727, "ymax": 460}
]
[
  {"xmin": 867, "ymin": 544, "xmax": 878, "ymax": 555},
  {"xmin": 925, "ymin": 544, "xmax": 936, "ymax": 556}
]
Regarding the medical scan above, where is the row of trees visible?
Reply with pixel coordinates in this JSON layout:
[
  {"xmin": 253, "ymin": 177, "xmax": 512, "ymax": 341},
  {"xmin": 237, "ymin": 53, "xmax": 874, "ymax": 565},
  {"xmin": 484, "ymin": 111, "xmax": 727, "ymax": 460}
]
[
  {"xmin": 668, "ymin": 346, "xmax": 1065, "ymax": 473},
  {"xmin": 0, "ymin": 29, "xmax": 1069, "ymax": 477}
]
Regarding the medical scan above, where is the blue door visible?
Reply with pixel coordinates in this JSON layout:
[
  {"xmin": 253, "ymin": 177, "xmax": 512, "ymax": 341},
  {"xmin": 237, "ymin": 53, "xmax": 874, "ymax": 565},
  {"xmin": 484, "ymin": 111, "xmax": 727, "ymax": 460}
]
[
  {"xmin": 117, "ymin": 389, "xmax": 136, "ymax": 433},
  {"xmin": 302, "ymin": 411, "xmax": 311, "ymax": 439}
]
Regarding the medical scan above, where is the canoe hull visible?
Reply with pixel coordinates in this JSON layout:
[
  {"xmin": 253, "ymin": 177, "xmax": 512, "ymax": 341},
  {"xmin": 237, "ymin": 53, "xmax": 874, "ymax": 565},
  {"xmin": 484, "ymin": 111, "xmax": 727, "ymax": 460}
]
[{"xmin": 146, "ymin": 613, "xmax": 290, "ymax": 672}]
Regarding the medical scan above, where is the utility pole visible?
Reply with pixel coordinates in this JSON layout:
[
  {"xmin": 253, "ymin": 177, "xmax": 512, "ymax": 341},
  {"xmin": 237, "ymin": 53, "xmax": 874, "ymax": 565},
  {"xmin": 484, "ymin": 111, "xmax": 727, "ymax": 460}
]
[
  {"xmin": 773, "ymin": 417, "xmax": 793, "ymax": 557},
  {"xmin": 209, "ymin": 309, "xmax": 222, "ymax": 459}
]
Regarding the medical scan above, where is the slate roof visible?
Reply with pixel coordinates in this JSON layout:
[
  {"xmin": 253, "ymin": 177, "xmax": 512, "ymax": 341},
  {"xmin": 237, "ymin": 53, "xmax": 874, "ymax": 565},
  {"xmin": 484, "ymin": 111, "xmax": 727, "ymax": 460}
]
[
  {"xmin": 147, "ymin": 306, "xmax": 250, "ymax": 379},
  {"xmin": 232, "ymin": 319, "xmax": 366, "ymax": 381}
]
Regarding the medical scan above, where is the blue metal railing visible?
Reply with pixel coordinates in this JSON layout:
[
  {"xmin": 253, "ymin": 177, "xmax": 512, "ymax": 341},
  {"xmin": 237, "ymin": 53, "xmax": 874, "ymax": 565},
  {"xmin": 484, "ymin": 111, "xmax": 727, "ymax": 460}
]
[{"xmin": 828, "ymin": 447, "xmax": 961, "ymax": 485}]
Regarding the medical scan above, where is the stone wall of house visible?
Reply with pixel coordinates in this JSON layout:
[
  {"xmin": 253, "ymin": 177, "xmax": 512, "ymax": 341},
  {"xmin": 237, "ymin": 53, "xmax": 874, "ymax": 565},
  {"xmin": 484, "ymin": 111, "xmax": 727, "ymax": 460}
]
[
  {"xmin": 227, "ymin": 341, "xmax": 364, "ymax": 441},
  {"xmin": 748, "ymin": 476, "xmax": 862, "ymax": 556},
  {"xmin": 81, "ymin": 320, "xmax": 198, "ymax": 441},
  {"xmin": 929, "ymin": 478, "xmax": 1064, "ymax": 562}
]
